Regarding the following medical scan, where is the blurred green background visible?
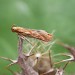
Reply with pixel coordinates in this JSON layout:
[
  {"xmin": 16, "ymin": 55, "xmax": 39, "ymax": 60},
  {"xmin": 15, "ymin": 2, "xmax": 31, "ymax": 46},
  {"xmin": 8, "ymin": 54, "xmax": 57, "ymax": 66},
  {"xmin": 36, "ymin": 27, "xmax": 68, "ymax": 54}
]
[{"xmin": 0, "ymin": 0, "xmax": 75, "ymax": 75}]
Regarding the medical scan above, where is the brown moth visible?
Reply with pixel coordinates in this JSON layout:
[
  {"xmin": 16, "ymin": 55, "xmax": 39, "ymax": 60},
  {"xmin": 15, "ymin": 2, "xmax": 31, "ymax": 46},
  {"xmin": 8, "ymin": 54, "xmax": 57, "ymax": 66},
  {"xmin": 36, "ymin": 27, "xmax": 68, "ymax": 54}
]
[{"xmin": 11, "ymin": 26, "xmax": 53, "ymax": 42}]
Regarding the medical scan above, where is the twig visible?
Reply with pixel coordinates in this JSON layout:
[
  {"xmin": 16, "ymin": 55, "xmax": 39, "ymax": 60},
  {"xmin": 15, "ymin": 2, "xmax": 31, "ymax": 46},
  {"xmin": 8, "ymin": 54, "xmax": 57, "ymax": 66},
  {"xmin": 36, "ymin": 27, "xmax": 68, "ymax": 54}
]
[{"xmin": 17, "ymin": 35, "xmax": 38, "ymax": 75}]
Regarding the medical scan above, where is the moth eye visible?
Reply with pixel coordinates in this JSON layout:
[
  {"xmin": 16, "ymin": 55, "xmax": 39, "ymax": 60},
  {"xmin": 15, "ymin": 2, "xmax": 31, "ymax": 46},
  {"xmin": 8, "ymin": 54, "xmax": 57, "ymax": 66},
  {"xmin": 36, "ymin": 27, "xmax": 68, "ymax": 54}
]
[
  {"xmin": 37, "ymin": 30, "xmax": 40, "ymax": 32},
  {"xmin": 47, "ymin": 34, "xmax": 50, "ymax": 35}
]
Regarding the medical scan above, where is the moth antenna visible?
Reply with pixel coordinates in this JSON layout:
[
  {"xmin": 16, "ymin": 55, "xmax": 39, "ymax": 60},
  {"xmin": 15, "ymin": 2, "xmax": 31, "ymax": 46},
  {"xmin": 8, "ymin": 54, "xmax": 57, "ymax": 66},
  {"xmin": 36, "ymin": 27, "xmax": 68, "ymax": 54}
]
[
  {"xmin": 12, "ymin": 24, "xmax": 16, "ymax": 27},
  {"xmin": 51, "ymin": 30, "xmax": 56, "ymax": 35},
  {"xmin": 21, "ymin": 35, "xmax": 33, "ymax": 46},
  {"xmin": 18, "ymin": 35, "xmax": 23, "ymax": 57}
]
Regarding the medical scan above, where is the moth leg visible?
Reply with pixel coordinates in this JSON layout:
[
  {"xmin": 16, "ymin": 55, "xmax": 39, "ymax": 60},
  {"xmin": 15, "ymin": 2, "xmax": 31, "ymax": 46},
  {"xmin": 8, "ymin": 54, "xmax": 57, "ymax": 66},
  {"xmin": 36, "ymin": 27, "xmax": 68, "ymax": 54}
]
[{"xmin": 18, "ymin": 34, "xmax": 33, "ymax": 46}]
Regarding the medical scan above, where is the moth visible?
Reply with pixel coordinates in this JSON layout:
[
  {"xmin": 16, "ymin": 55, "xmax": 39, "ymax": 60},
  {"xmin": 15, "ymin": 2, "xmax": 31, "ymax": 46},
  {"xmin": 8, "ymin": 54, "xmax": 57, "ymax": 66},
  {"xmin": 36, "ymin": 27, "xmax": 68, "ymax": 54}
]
[{"xmin": 11, "ymin": 26, "xmax": 53, "ymax": 42}]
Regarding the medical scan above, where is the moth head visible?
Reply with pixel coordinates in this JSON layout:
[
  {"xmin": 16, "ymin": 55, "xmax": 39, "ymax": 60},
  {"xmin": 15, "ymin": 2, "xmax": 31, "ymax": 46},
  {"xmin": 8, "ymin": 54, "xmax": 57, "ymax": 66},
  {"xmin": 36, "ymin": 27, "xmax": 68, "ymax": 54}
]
[{"xmin": 11, "ymin": 25, "xmax": 25, "ymax": 33}]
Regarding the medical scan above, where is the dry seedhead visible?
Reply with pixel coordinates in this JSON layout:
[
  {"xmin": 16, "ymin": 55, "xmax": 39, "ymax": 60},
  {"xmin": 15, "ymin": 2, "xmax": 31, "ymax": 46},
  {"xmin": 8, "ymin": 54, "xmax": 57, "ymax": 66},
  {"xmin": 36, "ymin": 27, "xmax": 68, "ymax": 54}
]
[{"xmin": 0, "ymin": 26, "xmax": 73, "ymax": 75}]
